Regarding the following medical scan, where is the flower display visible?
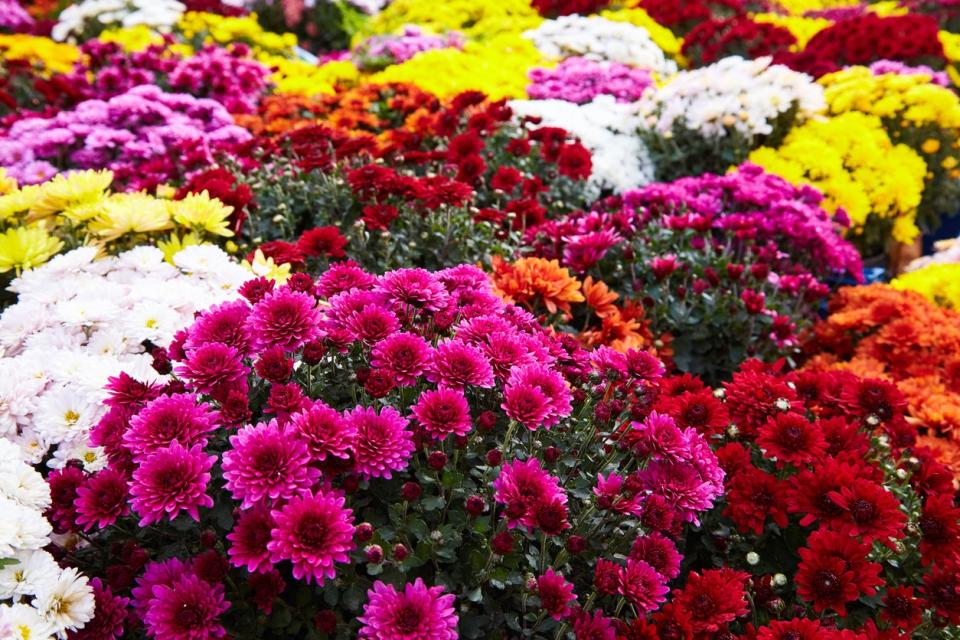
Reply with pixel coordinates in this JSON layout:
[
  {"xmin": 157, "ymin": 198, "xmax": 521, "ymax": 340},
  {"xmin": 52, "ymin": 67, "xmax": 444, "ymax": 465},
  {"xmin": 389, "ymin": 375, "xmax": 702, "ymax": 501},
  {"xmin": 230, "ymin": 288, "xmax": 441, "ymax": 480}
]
[
  {"xmin": 52, "ymin": 0, "xmax": 187, "ymax": 42},
  {"xmin": 352, "ymin": 26, "xmax": 465, "ymax": 72},
  {"xmin": 527, "ymin": 56, "xmax": 654, "ymax": 104}
]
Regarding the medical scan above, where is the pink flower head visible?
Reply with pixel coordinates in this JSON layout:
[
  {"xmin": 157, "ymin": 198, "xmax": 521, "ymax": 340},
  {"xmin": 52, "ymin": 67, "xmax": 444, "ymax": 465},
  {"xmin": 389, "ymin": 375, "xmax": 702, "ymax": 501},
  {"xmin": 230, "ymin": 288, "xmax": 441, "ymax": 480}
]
[
  {"xmin": 227, "ymin": 505, "xmax": 275, "ymax": 573},
  {"xmin": 344, "ymin": 305, "xmax": 400, "ymax": 344},
  {"xmin": 504, "ymin": 364, "xmax": 572, "ymax": 429},
  {"xmin": 370, "ymin": 332, "xmax": 433, "ymax": 386},
  {"xmin": 629, "ymin": 411, "xmax": 690, "ymax": 461},
  {"xmin": 594, "ymin": 472, "xmax": 643, "ymax": 516},
  {"xmin": 619, "ymin": 559, "xmax": 669, "ymax": 612},
  {"xmin": 537, "ymin": 569, "xmax": 576, "ymax": 620},
  {"xmin": 635, "ymin": 459, "xmax": 719, "ymax": 525},
  {"xmin": 144, "ymin": 572, "xmax": 229, "ymax": 640},
  {"xmin": 222, "ymin": 419, "xmax": 319, "ymax": 508},
  {"xmin": 649, "ymin": 255, "xmax": 680, "ymax": 280},
  {"xmin": 73, "ymin": 578, "xmax": 129, "ymax": 640},
  {"xmin": 412, "ymin": 388, "xmax": 472, "ymax": 441},
  {"xmin": 289, "ymin": 402, "xmax": 355, "ymax": 461},
  {"xmin": 246, "ymin": 288, "xmax": 321, "ymax": 351},
  {"xmin": 629, "ymin": 533, "xmax": 682, "ymax": 581},
  {"xmin": 123, "ymin": 393, "xmax": 219, "ymax": 460},
  {"xmin": 358, "ymin": 578, "xmax": 458, "ymax": 640},
  {"xmin": 267, "ymin": 489, "xmax": 355, "ymax": 585},
  {"xmin": 501, "ymin": 383, "xmax": 550, "ymax": 430},
  {"xmin": 348, "ymin": 406, "xmax": 415, "ymax": 479},
  {"xmin": 316, "ymin": 260, "xmax": 377, "ymax": 297},
  {"xmin": 175, "ymin": 342, "xmax": 248, "ymax": 397},
  {"xmin": 481, "ymin": 331, "xmax": 539, "ymax": 380},
  {"xmin": 130, "ymin": 441, "xmax": 214, "ymax": 526},
  {"xmin": 75, "ymin": 468, "xmax": 130, "ymax": 531},
  {"xmin": 428, "ymin": 339, "xmax": 495, "ymax": 389},
  {"xmin": 378, "ymin": 268, "xmax": 451, "ymax": 312},
  {"xmin": 493, "ymin": 458, "xmax": 567, "ymax": 530},
  {"xmin": 571, "ymin": 609, "xmax": 615, "ymax": 640},
  {"xmin": 185, "ymin": 299, "xmax": 253, "ymax": 355},
  {"xmin": 132, "ymin": 558, "xmax": 189, "ymax": 617}
]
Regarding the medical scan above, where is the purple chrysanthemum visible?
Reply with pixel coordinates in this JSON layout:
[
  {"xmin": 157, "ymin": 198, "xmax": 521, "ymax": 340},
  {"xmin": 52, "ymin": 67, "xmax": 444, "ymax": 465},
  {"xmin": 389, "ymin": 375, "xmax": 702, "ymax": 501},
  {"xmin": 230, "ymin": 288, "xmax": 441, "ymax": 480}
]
[
  {"xmin": 289, "ymin": 402, "xmax": 355, "ymax": 461},
  {"xmin": 245, "ymin": 288, "xmax": 321, "ymax": 351},
  {"xmin": 123, "ymin": 393, "xmax": 219, "ymax": 460},
  {"xmin": 378, "ymin": 268, "xmax": 451, "ymax": 311},
  {"xmin": 358, "ymin": 578, "xmax": 458, "ymax": 640},
  {"xmin": 132, "ymin": 558, "xmax": 189, "ymax": 617},
  {"xmin": 129, "ymin": 441, "xmax": 214, "ymax": 526},
  {"xmin": 427, "ymin": 339, "xmax": 495, "ymax": 389},
  {"xmin": 630, "ymin": 532, "xmax": 682, "ymax": 581},
  {"xmin": 504, "ymin": 364, "xmax": 571, "ymax": 428},
  {"xmin": 185, "ymin": 299, "xmax": 253, "ymax": 355},
  {"xmin": 493, "ymin": 458, "xmax": 567, "ymax": 531},
  {"xmin": 267, "ymin": 490, "xmax": 355, "ymax": 585},
  {"xmin": 348, "ymin": 406, "xmax": 415, "ymax": 479},
  {"xmin": 175, "ymin": 342, "xmax": 248, "ymax": 397},
  {"xmin": 370, "ymin": 332, "xmax": 433, "ymax": 386},
  {"xmin": 227, "ymin": 505, "xmax": 275, "ymax": 573},
  {"xmin": 412, "ymin": 387, "xmax": 472, "ymax": 441},
  {"xmin": 144, "ymin": 572, "xmax": 229, "ymax": 640}
]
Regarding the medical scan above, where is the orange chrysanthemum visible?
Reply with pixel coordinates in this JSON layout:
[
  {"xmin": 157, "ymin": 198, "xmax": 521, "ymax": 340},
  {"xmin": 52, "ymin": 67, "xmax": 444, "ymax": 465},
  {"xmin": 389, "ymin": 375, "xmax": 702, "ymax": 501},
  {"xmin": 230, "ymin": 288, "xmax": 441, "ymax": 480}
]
[
  {"xmin": 489, "ymin": 256, "xmax": 584, "ymax": 318},
  {"xmin": 582, "ymin": 276, "xmax": 619, "ymax": 319}
]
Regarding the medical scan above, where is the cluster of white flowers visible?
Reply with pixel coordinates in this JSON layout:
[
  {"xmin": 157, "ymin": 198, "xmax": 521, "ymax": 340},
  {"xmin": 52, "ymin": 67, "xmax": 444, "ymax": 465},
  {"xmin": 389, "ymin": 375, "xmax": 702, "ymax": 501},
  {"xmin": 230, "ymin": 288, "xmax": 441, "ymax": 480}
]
[
  {"xmin": 638, "ymin": 56, "xmax": 825, "ymax": 140},
  {"xmin": 51, "ymin": 0, "xmax": 186, "ymax": 42},
  {"xmin": 510, "ymin": 96, "xmax": 654, "ymax": 194},
  {"xmin": 0, "ymin": 245, "xmax": 249, "ymax": 469},
  {"xmin": 523, "ymin": 16, "xmax": 678, "ymax": 76},
  {"xmin": 0, "ymin": 440, "xmax": 95, "ymax": 640}
]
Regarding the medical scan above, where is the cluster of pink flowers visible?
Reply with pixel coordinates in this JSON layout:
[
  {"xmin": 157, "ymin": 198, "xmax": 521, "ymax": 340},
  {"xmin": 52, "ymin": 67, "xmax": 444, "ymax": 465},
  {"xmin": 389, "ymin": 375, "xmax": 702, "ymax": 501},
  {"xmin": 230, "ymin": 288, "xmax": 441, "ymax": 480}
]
[
  {"xmin": 868, "ymin": 59, "xmax": 952, "ymax": 86},
  {"xmin": 527, "ymin": 56, "xmax": 655, "ymax": 104},
  {"xmin": 352, "ymin": 25, "xmax": 465, "ymax": 69}
]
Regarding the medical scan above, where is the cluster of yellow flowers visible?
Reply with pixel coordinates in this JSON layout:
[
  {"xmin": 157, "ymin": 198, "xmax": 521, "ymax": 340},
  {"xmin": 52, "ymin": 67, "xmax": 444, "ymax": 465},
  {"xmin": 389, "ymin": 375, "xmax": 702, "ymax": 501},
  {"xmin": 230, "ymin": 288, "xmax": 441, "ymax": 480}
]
[
  {"xmin": 941, "ymin": 32, "xmax": 960, "ymax": 88},
  {"xmin": 359, "ymin": 0, "xmax": 542, "ymax": 41},
  {"xmin": 0, "ymin": 170, "xmax": 236, "ymax": 274},
  {"xmin": 749, "ymin": 112, "xmax": 927, "ymax": 246},
  {"xmin": 893, "ymin": 264, "xmax": 960, "ymax": 310},
  {"xmin": 766, "ymin": 0, "xmax": 861, "ymax": 14},
  {"xmin": 0, "ymin": 34, "xmax": 80, "ymax": 75}
]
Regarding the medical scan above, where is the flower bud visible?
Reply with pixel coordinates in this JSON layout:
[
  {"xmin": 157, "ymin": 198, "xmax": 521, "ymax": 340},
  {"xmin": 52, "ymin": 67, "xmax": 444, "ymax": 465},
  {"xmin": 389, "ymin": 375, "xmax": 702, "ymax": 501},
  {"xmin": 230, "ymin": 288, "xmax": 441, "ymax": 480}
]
[
  {"xmin": 746, "ymin": 552, "xmax": 759, "ymax": 565},
  {"xmin": 356, "ymin": 522, "xmax": 374, "ymax": 542},
  {"xmin": 566, "ymin": 535, "xmax": 587, "ymax": 554},
  {"xmin": 543, "ymin": 446, "xmax": 560, "ymax": 464},
  {"xmin": 465, "ymin": 495, "xmax": 486, "ymax": 517},
  {"xmin": 342, "ymin": 475, "xmax": 360, "ymax": 493},
  {"xmin": 491, "ymin": 531, "xmax": 514, "ymax": 555},
  {"xmin": 428, "ymin": 451, "xmax": 448, "ymax": 470},
  {"xmin": 392, "ymin": 544, "xmax": 409, "ymax": 561},
  {"xmin": 401, "ymin": 482, "xmax": 422, "ymax": 501},
  {"xmin": 486, "ymin": 449, "xmax": 503, "ymax": 467},
  {"xmin": 365, "ymin": 545, "xmax": 383, "ymax": 564}
]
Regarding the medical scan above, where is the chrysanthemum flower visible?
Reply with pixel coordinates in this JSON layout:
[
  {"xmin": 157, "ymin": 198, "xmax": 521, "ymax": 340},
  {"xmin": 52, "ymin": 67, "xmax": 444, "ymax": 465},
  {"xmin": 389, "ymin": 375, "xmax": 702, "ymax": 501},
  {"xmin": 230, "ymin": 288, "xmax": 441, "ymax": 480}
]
[
  {"xmin": 71, "ymin": 578, "xmax": 129, "ymax": 640},
  {"xmin": 123, "ymin": 393, "xmax": 219, "ymax": 460},
  {"xmin": 246, "ymin": 288, "xmax": 321, "ymax": 351},
  {"xmin": 757, "ymin": 412, "xmax": 827, "ymax": 468},
  {"xmin": 175, "ymin": 342, "xmax": 248, "ymax": 398},
  {"xmin": 723, "ymin": 466, "xmax": 790, "ymax": 535},
  {"xmin": 636, "ymin": 459, "xmax": 723, "ymax": 525},
  {"xmin": 801, "ymin": 529, "xmax": 883, "ymax": 600},
  {"xmin": 129, "ymin": 441, "xmax": 214, "ymax": 526},
  {"xmin": 131, "ymin": 558, "xmax": 189, "ymax": 617},
  {"xmin": 75, "ymin": 468, "xmax": 129, "ymax": 531},
  {"xmin": 619, "ymin": 559, "xmax": 669, "ymax": 613},
  {"xmin": 501, "ymin": 381, "xmax": 550, "ymax": 429},
  {"xmin": 657, "ymin": 389, "xmax": 729, "ymax": 436},
  {"xmin": 357, "ymin": 578, "xmax": 458, "ymax": 640},
  {"xmin": 827, "ymin": 478, "xmax": 906, "ymax": 547},
  {"xmin": 795, "ymin": 552, "xmax": 860, "ymax": 615},
  {"xmin": 412, "ymin": 388, "xmax": 472, "ymax": 441},
  {"xmin": 629, "ymin": 533, "xmax": 682, "ymax": 581},
  {"xmin": 378, "ymin": 268, "xmax": 451, "ymax": 312},
  {"xmin": 184, "ymin": 300, "xmax": 253, "ymax": 355},
  {"xmin": 918, "ymin": 494, "xmax": 960, "ymax": 565},
  {"xmin": 289, "ymin": 402, "xmax": 355, "ymax": 461},
  {"xmin": 428, "ymin": 339, "xmax": 495, "ymax": 389},
  {"xmin": 222, "ymin": 420, "xmax": 319, "ymax": 509},
  {"xmin": 493, "ymin": 458, "xmax": 567, "ymax": 531},
  {"xmin": 144, "ymin": 573, "xmax": 229, "ymax": 640},
  {"xmin": 674, "ymin": 567, "xmax": 749, "ymax": 634},
  {"xmin": 786, "ymin": 459, "xmax": 859, "ymax": 527},
  {"xmin": 593, "ymin": 473, "xmax": 642, "ymax": 516},
  {"xmin": 348, "ymin": 406, "xmax": 416, "ymax": 479},
  {"xmin": 537, "ymin": 568, "xmax": 576, "ymax": 620},
  {"xmin": 370, "ymin": 332, "xmax": 433, "ymax": 386},
  {"xmin": 881, "ymin": 586, "xmax": 923, "ymax": 632},
  {"xmin": 34, "ymin": 567, "xmax": 94, "ymax": 637},
  {"xmin": 570, "ymin": 609, "xmax": 615, "ymax": 640},
  {"xmin": 227, "ymin": 506, "xmax": 275, "ymax": 574},
  {"xmin": 344, "ymin": 305, "xmax": 400, "ymax": 343},
  {"xmin": 267, "ymin": 490, "xmax": 355, "ymax": 585},
  {"xmin": 503, "ymin": 364, "xmax": 571, "ymax": 428},
  {"xmin": 754, "ymin": 618, "xmax": 825, "ymax": 640},
  {"xmin": 316, "ymin": 261, "xmax": 377, "ymax": 297}
]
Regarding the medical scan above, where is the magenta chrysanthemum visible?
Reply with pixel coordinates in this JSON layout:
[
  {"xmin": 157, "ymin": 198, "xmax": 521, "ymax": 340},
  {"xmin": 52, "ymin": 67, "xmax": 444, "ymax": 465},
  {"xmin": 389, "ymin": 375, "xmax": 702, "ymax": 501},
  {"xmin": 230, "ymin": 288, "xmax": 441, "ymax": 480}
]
[
  {"xmin": 412, "ymin": 388, "xmax": 472, "ymax": 441},
  {"xmin": 144, "ymin": 572, "xmax": 229, "ymax": 640},
  {"xmin": 348, "ymin": 405, "xmax": 415, "ymax": 479},
  {"xmin": 316, "ymin": 260, "xmax": 377, "ymax": 297},
  {"xmin": 378, "ymin": 268, "xmax": 451, "ymax": 311},
  {"xmin": 501, "ymin": 383, "xmax": 550, "ymax": 430},
  {"xmin": 358, "ymin": 578, "xmax": 458, "ymax": 640},
  {"xmin": 132, "ymin": 558, "xmax": 189, "ymax": 617},
  {"xmin": 129, "ymin": 441, "xmax": 214, "ymax": 526},
  {"xmin": 227, "ymin": 505, "xmax": 275, "ymax": 573},
  {"xmin": 289, "ymin": 402, "xmax": 355, "ymax": 461},
  {"xmin": 185, "ymin": 299, "xmax": 253, "ymax": 355},
  {"xmin": 73, "ymin": 578, "xmax": 129, "ymax": 640},
  {"xmin": 537, "ymin": 568, "xmax": 577, "ymax": 620},
  {"xmin": 267, "ymin": 490, "xmax": 355, "ymax": 585},
  {"xmin": 370, "ymin": 332, "xmax": 433, "ymax": 386},
  {"xmin": 481, "ymin": 331, "xmax": 539, "ymax": 379},
  {"xmin": 222, "ymin": 419, "xmax": 319, "ymax": 509},
  {"xmin": 427, "ymin": 339, "xmax": 495, "ymax": 389},
  {"xmin": 175, "ymin": 342, "xmax": 248, "ymax": 396},
  {"xmin": 619, "ymin": 559, "xmax": 669, "ymax": 612},
  {"xmin": 344, "ymin": 305, "xmax": 400, "ymax": 343},
  {"xmin": 245, "ymin": 288, "xmax": 321, "ymax": 351},
  {"xmin": 75, "ymin": 468, "xmax": 130, "ymax": 531},
  {"xmin": 629, "ymin": 532, "xmax": 682, "ymax": 581},
  {"xmin": 493, "ymin": 458, "xmax": 567, "ymax": 530},
  {"xmin": 504, "ymin": 364, "xmax": 571, "ymax": 428},
  {"xmin": 123, "ymin": 393, "xmax": 219, "ymax": 460}
]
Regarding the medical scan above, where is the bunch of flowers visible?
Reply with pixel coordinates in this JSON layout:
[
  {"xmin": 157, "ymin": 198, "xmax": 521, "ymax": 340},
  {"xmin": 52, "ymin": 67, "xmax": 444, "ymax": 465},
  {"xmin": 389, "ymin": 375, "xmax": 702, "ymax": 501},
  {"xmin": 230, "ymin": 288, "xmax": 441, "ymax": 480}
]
[
  {"xmin": 0, "ymin": 34, "xmax": 82, "ymax": 114},
  {"xmin": 351, "ymin": 26, "xmax": 465, "ymax": 72},
  {"xmin": 0, "ymin": 0, "xmax": 34, "ymax": 32},
  {"xmin": 900, "ymin": 0, "xmax": 960, "ymax": 33},
  {"xmin": 750, "ymin": 111, "xmax": 928, "ymax": 257},
  {"xmin": 526, "ymin": 56, "xmax": 654, "ymax": 104},
  {"xmin": 530, "ymin": 0, "xmax": 611, "ymax": 18},
  {"xmin": 0, "ymin": 84, "xmax": 251, "ymax": 187},
  {"xmin": 681, "ymin": 15, "xmax": 797, "ymax": 67},
  {"xmin": 525, "ymin": 163, "xmax": 860, "ymax": 383},
  {"xmin": 0, "ymin": 439, "xmax": 96, "ymax": 639},
  {"xmin": 635, "ymin": 0, "xmax": 747, "ymax": 36},
  {"xmin": 359, "ymin": 0, "xmax": 544, "ymax": 42},
  {"xmin": 0, "ymin": 244, "xmax": 250, "ymax": 466},
  {"xmin": 638, "ymin": 56, "xmax": 825, "ymax": 181},
  {"xmin": 868, "ymin": 59, "xmax": 952, "ymax": 87},
  {"xmin": 596, "ymin": 7, "xmax": 683, "ymax": 60},
  {"xmin": 509, "ymin": 96, "xmax": 655, "ymax": 194},
  {"xmin": 818, "ymin": 65, "xmax": 960, "ymax": 235},
  {"xmin": 52, "ymin": 0, "xmax": 187, "ymax": 42},
  {"xmin": 523, "ymin": 15, "xmax": 678, "ymax": 77},
  {"xmin": 54, "ymin": 263, "xmax": 727, "ymax": 639},
  {"xmin": 803, "ymin": 283, "xmax": 960, "ymax": 475},
  {"xmin": 893, "ymin": 263, "xmax": 960, "ymax": 310},
  {"xmin": 246, "ymin": 0, "xmax": 366, "ymax": 54},
  {"xmin": 751, "ymin": 11, "xmax": 831, "ymax": 49},
  {"xmin": 776, "ymin": 13, "xmax": 948, "ymax": 77}
]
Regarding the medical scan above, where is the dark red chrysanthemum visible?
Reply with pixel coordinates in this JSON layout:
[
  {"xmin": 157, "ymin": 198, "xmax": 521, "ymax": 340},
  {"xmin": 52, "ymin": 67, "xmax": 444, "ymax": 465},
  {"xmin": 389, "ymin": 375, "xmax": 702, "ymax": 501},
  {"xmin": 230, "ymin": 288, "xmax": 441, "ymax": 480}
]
[
  {"xmin": 756, "ymin": 412, "xmax": 827, "ymax": 469},
  {"xmin": 723, "ymin": 466, "xmax": 789, "ymax": 535},
  {"xmin": 881, "ymin": 586, "xmax": 923, "ymax": 632},
  {"xmin": 754, "ymin": 617, "xmax": 823, "ymax": 640},
  {"xmin": 800, "ymin": 529, "xmax": 883, "ymax": 600},
  {"xmin": 674, "ymin": 568, "xmax": 749, "ymax": 634},
  {"xmin": 786, "ymin": 459, "xmax": 859, "ymax": 527},
  {"xmin": 657, "ymin": 389, "xmax": 729, "ymax": 436},
  {"xmin": 921, "ymin": 561, "xmax": 960, "ymax": 624},
  {"xmin": 298, "ymin": 226, "xmax": 348, "ymax": 259},
  {"xmin": 918, "ymin": 494, "xmax": 960, "ymax": 565},
  {"xmin": 827, "ymin": 479, "xmax": 906, "ymax": 548}
]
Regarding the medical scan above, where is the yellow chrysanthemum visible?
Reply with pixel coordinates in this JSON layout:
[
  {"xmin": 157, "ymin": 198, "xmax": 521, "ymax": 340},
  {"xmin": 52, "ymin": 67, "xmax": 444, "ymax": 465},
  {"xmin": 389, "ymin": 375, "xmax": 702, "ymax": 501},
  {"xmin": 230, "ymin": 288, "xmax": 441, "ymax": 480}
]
[
  {"xmin": 98, "ymin": 24, "xmax": 164, "ymax": 52},
  {"xmin": 87, "ymin": 193, "xmax": 173, "ymax": 241},
  {"xmin": 27, "ymin": 169, "xmax": 114, "ymax": 221},
  {"xmin": 0, "ymin": 34, "xmax": 80, "ymax": 75},
  {"xmin": 269, "ymin": 57, "xmax": 360, "ymax": 96},
  {"xmin": 359, "ymin": 0, "xmax": 542, "ymax": 41},
  {"xmin": 244, "ymin": 249, "xmax": 291, "ymax": 284},
  {"xmin": 0, "ymin": 185, "xmax": 42, "ymax": 222},
  {"xmin": 158, "ymin": 231, "xmax": 205, "ymax": 264},
  {"xmin": 168, "ymin": 191, "xmax": 234, "ymax": 237},
  {"xmin": 0, "ymin": 225, "xmax": 64, "ymax": 273},
  {"xmin": 176, "ymin": 12, "xmax": 297, "ymax": 55},
  {"xmin": 0, "ymin": 169, "xmax": 17, "ymax": 196},
  {"xmin": 893, "ymin": 264, "xmax": 960, "ymax": 310}
]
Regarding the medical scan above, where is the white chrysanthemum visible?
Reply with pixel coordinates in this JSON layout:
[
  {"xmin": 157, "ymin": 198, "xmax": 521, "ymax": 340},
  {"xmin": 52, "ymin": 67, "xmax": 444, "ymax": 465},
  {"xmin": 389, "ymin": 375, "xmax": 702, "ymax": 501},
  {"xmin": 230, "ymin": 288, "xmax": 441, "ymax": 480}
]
[
  {"xmin": 32, "ymin": 387, "xmax": 100, "ymax": 445},
  {"xmin": 0, "ymin": 459, "xmax": 51, "ymax": 511},
  {"xmin": 34, "ymin": 567, "xmax": 95, "ymax": 636},
  {"xmin": 173, "ymin": 244, "xmax": 236, "ymax": 274},
  {"xmin": 0, "ymin": 602, "xmax": 56, "ymax": 640},
  {"xmin": 0, "ymin": 550, "xmax": 60, "ymax": 600},
  {"xmin": 49, "ymin": 441, "xmax": 108, "ymax": 473},
  {"xmin": 120, "ymin": 301, "xmax": 184, "ymax": 344},
  {"xmin": 85, "ymin": 329, "xmax": 132, "ymax": 358},
  {"xmin": 7, "ymin": 432, "xmax": 49, "ymax": 466},
  {"xmin": 0, "ymin": 498, "xmax": 52, "ymax": 556},
  {"xmin": 0, "ymin": 376, "xmax": 38, "ymax": 439},
  {"xmin": 0, "ymin": 303, "xmax": 48, "ymax": 351}
]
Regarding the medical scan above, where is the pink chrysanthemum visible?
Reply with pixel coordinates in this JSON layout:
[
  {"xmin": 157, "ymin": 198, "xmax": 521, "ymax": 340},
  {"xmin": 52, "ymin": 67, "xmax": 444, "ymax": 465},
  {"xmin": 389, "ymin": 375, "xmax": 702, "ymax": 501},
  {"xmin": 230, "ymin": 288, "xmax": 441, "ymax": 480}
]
[
  {"xmin": 412, "ymin": 388, "xmax": 472, "ymax": 441},
  {"xmin": 481, "ymin": 331, "xmax": 538, "ymax": 380},
  {"xmin": 504, "ymin": 364, "xmax": 571, "ymax": 428},
  {"xmin": 316, "ymin": 260, "xmax": 377, "ymax": 297},
  {"xmin": 358, "ymin": 578, "xmax": 459, "ymax": 640},
  {"xmin": 378, "ymin": 268, "xmax": 451, "ymax": 311},
  {"xmin": 227, "ymin": 505, "xmax": 275, "ymax": 573},
  {"xmin": 123, "ymin": 393, "xmax": 219, "ymax": 460},
  {"xmin": 619, "ymin": 559, "xmax": 669, "ymax": 612},
  {"xmin": 222, "ymin": 420, "xmax": 319, "ymax": 509},
  {"xmin": 571, "ymin": 609, "xmax": 615, "ymax": 640},
  {"xmin": 185, "ymin": 300, "xmax": 253, "ymax": 355},
  {"xmin": 75, "ymin": 468, "xmax": 130, "ymax": 531},
  {"xmin": 289, "ymin": 402, "xmax": 355, "ymax": 461},
  {"xmin": 72, "ymin": 578, "xmax": 129, "ymax": 640},
  {"xmin": 629, "ymin": 533, "xmax": 682, "ymax": 581},
  {"xmin": 267, "ymin": 490, "xmax": 355, "ymax": 585},
  {"xmin": 175, "ymin": 342, "xmax": 248, "ymax": 397},
  {"xmin": 594, "ymin": 472, "xmax": 643, "ymax": 517},
  {"xmin": 370, "ymin": 332, "xmax": 433, "ymax": 386},
  {"xmin": 129, "ymin": 441, "xmax": 214, "ymax": 526},
  {"xmin": 344, "ymin": 305, "xmax": 399, "ymax": 343},
  {"xmin": 427, "ymin": 339, "xmax": 495, "ymax": 389},
  {"xmin": 537, "ymin": 569, "xmax": 577, "ymax": 620},
  {"xmin": 501, "ymin": 383, "xmax": 550, "ymax": 430},
  {"xmin": 245, "ymin": 288, "xmax": 321, "ymax": 351},
  {"xmin": 493, "ymin": 458, "xmax": 567, "ymax": 530},
  {"xmin": 132, "ymin": 558, "xmax": 189, "ymax": 617},
  {"xmin": 144, "ymin": 573, "xmax": 229, "ymax": 640},
  {"xmin": 348, "ymin": 406, "xmax": 415, "ymax": 479},
  {"xmin": 634, "ymin": 460, "xmax": 718, "ymax": 524}
]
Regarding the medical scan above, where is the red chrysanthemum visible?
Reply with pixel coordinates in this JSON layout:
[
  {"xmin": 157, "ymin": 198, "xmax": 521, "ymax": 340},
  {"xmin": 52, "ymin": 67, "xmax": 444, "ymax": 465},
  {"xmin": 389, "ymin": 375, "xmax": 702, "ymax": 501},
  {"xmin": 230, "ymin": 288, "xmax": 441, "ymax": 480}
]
[
  {"xmin": 754, "ymin": 617, "xmax": 824, "ymax": 640},
  {"xmin": 756, "ymin": 412, "xmax": 827, "ymax": 469},
  {"xmin": 918, "ymin": 494, "xmax": 960, "ymax": 565},
  {"xmin": 795, "ymin": 552, "xmax": 860, "ymax": 615},
  {"xmin": 674, "ymin": 568, "xmax": 749, "ymax": 634},
  {"xmin": 723, "ymin": 466, "xmax": 789, "ymax": 535},
  {"xmin": 882, "ymin": 586, "xmax": 923, "ymax": 632},
  {"xmin": 537, "ymin": 568, "xmax": 577, "ymax": 620},
  {"xmin": 786, "ymin": 459, "xmax": 859, "ymax": 527},
  {"xmin": 297, "ymin": 226, "xmax": 348, "ymax": 259},
  {"xmin": 827, "ymin": 479, "xmax": 906, "ymax": 547},
  {"xmin": 657, "ymin": 389, "xmax": 730, "ymax": 436}
]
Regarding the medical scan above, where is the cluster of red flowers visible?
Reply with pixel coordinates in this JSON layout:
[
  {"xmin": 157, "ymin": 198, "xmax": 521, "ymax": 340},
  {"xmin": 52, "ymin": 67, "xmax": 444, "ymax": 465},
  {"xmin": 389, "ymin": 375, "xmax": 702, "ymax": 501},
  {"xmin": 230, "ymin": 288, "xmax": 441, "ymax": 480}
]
[
  {"xmin": 682, "ymin": 16, "xmax": 797, "ymax": 67},
  {"xmin": 530, "ymin": 0, "xmax": 611, "ymax": 17},
  {"xmin": 775, "ymin": 13, "xmax": 947, "ymax": 78},
  {"xmin": 636, "ymin": 0, "xmax": 748, "ymax": 35}
]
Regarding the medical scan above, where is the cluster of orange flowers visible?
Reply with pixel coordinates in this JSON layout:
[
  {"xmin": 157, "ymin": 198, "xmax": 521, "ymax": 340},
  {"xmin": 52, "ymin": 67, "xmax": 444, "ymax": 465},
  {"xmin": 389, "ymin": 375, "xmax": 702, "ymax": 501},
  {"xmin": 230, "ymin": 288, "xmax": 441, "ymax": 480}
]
[
  {"xmin": 489, "ymin": 257, "xmax": 668, "ymax": 357},
  {"xmin": 804, "ymin": 283, "xmax": 960, "ymax": 477}
]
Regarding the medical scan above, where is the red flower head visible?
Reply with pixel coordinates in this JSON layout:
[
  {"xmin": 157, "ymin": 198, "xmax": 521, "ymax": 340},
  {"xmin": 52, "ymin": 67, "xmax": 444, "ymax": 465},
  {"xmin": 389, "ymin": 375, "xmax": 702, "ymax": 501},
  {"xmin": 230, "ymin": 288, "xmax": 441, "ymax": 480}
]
[
  {"xmin": 723, "ymin": 466, "xmax": 790, "ymax": 535},
  {"xmin": 557, "ymin": 143, "xmax": 592, "ymax": 180},
  {"xmin": 657, "ymin": 389, "xmax": 729, "ymax": 436},
  {"xmin": 840, "ymin": 378, "xmax": 906, "ymax": 425},
  {"xmin": 298, "ymin": 226, "xmax": 347, "ymax": 259},
  {"xmin": 922, "ymin": 560, "xmax": 960, "ymax": 625},
  {"xmin": 723, "ymin": 365, "xmax": 801, "ymax": 438},
  {"xmin": 795, "ymin": 552, "xmax": 860, "ymax": 615},
  {"xmin": 786, "ymin": 459, "xmax": 859, "ymax": 527},
  {"xmin": 918, "ymin": 494, "xmax": 960, "ymax": 566},
  {"xmin": 754, "ymin": 618, "xmax": 824, "ymax": 640},
  {"xmin": 881, "ymin": 586, "xmax": 923, "ymax": 632},
  {"xmin": 757, "ymin": 412, "xmax": 827, "ymax": 469},
  {"xmin": 537, "ymin": 569, "xmax": 577, "ymax": 620},
  {"xmin": 827, "ymin": 479, "xmax": 906, "ymax": 548},
  {"xmin": 674, "ymin": 568, "xmax": 749, "ymax": 634},
  {"xmin": 801, "ymin": 529, "xmax": 883, "ymax": 600}
]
